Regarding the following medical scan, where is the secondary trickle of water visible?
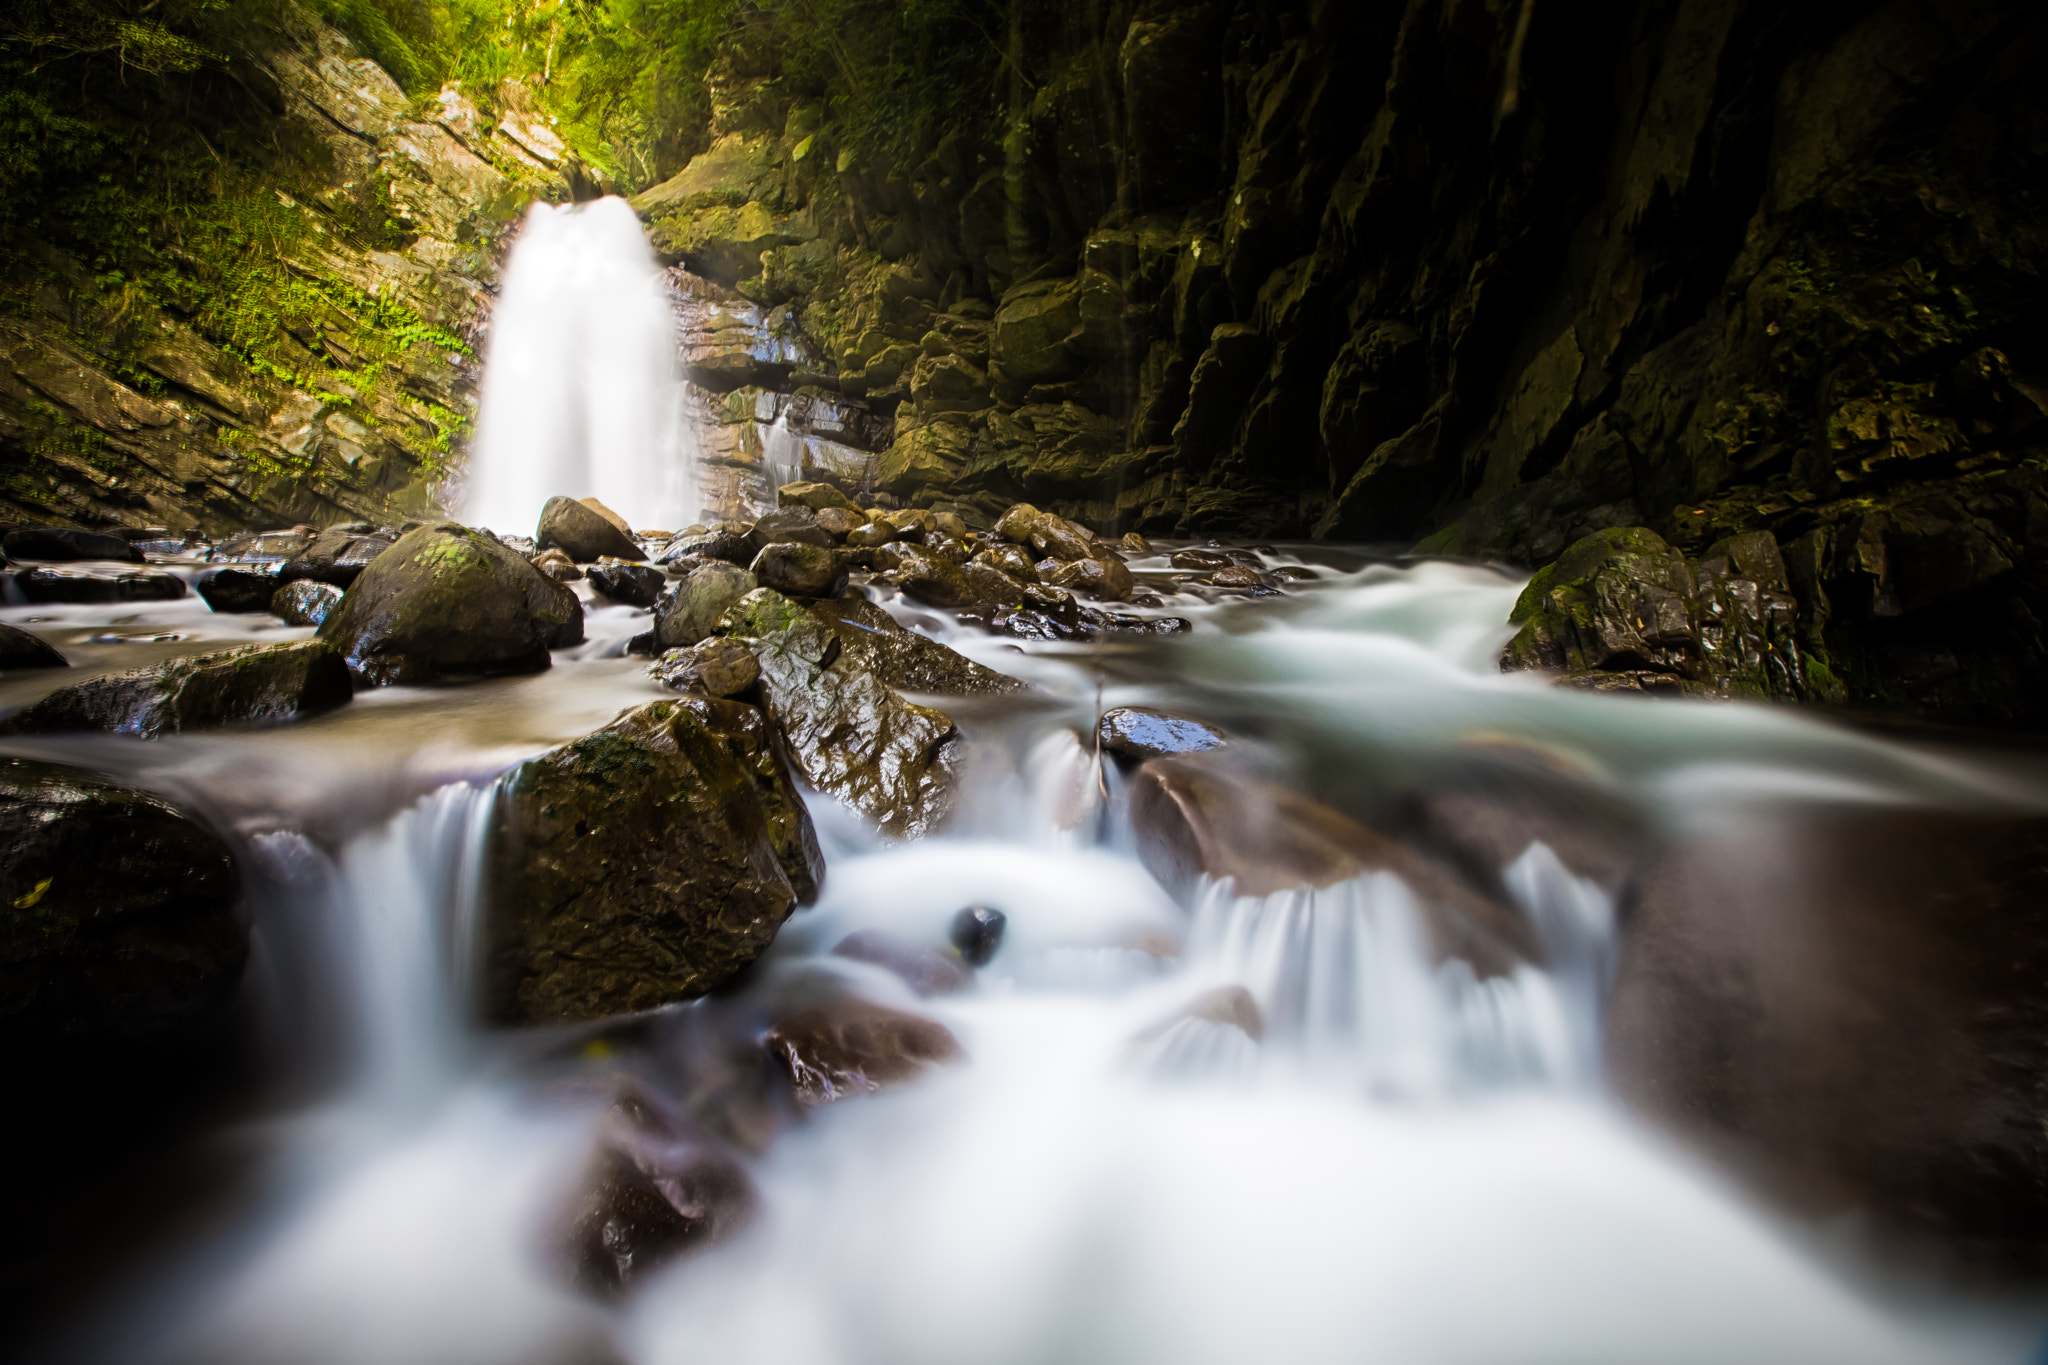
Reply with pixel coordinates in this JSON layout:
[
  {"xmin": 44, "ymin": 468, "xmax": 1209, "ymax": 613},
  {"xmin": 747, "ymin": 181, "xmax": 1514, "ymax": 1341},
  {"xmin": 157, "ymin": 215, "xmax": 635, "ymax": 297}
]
[{"xmin": 459, "ymin": 198, "xmax": 698, "ymax": 534}]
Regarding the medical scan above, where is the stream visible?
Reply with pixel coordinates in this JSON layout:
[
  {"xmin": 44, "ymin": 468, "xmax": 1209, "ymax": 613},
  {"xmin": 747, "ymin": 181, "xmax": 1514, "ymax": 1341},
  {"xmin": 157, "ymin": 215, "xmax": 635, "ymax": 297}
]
[
  {"xmin": 9, "ymin": 199, "xmax": 2048, "ymax": 1364},
  {"xmin": 8, "ymin": 549, "xmax": 2048, "ymax": 1364}
]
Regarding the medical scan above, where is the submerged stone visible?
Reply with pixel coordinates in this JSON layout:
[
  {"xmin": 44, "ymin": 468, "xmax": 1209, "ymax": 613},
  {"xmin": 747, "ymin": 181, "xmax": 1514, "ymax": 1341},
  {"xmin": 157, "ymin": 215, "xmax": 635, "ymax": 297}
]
[
  {"xmin": 763, "ymin": 999, "xmax": 964, "ymax": 1106},
  {"xmin": 0, "ymin": 641, "xmax": 351, "ymax": 739}
]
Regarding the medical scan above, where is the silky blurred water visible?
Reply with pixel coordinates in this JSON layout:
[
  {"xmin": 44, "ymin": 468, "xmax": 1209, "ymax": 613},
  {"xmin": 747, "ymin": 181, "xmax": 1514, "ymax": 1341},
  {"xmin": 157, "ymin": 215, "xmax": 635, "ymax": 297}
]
[{"xmin": 8, "ymin": 555, "xmax": 2048, "ymax": 1365}]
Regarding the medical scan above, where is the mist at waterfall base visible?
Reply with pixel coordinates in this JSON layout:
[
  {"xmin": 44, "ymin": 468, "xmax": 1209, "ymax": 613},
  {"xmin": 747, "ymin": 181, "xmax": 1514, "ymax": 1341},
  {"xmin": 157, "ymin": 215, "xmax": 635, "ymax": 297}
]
[
  {"xmin": 16, "ymin": 557, "xmax": 2046, "ymax": 1365},
  {"xmin": 458, "ymin": 197, "xmax": 698, "ymax": 535}
]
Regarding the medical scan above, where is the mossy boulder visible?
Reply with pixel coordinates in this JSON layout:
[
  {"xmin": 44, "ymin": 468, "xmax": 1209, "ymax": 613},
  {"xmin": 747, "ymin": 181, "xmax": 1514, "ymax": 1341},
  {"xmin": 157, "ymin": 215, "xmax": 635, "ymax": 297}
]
[
  {"xmin": 716, "ymin": 589, "xmax": 962, "ymax": 838},
  {"xmin": 751, "ymin": 542, "xmax": 848, "ymax": 598},
  {"xmin": 0, "ymin": 641, "xmax": 350, "ymax": 738},
  {"xmin": 484, "ymin": 697, "xmax": 817, "ymax": 1024},
  {"xmin": 1502, "ymin": 527, "xmax": 1806, "ymax": 700},
  {"xmin": 0, "ymin": 756, "xmax": 244, "ymax": 1047},
  {"xmin": 656, "ymin": 562, "xmax": 759, "ymax": 648},
  {"xmin": 778, "ymin": 481, "xmax": 859, "ymax": 513},
  {"xmin": 318, "ymin": 523, "xmax": 584, "ymax": 687},
  {"xmin": 537, "ymin": 496, "xmax": 642, "ymax": 564}
]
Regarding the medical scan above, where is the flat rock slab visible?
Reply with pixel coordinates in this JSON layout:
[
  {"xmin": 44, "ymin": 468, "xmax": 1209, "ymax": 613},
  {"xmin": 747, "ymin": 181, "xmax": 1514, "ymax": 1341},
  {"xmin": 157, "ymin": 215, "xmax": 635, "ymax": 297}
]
[
  {"xmin": 0, "ymin": 640, "xmax": 351, "ymax": 739},
  {"xmin": 1097, "ymin": 706, "xmax": 1227, "ymax": 760}
]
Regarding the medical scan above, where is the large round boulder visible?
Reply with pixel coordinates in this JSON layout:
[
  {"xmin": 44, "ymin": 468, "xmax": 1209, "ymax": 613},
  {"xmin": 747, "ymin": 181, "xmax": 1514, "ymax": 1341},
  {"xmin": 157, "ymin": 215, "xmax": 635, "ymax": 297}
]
[
  {"xmin": 0, "ymin": 622, "xmax": 67, "ymax": 670},
  {"xmin": 0, "ymin": 756, "xmax": 244, "ymax": 1046},
  {"xmin": 536, "ymin": 496, "xmax": 643, "ymax": 563},
  {"xmin": 318, "ymin": 522, "xmax": 584, "ymax": 687},
  {"xmin": 656, "ymin": 561, "xmax": 758, "ymax": 648},
  {"xmin": 484, "ymin": 698, "xmax": 820, "ymax": 1023}
]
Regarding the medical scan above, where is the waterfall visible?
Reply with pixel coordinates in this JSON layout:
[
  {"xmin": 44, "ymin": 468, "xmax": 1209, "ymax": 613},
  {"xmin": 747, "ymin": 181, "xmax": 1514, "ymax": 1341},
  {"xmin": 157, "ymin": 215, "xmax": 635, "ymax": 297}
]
[{"xmin": 459, "ymin": 197, "xmax": 699, "ymax": 536}]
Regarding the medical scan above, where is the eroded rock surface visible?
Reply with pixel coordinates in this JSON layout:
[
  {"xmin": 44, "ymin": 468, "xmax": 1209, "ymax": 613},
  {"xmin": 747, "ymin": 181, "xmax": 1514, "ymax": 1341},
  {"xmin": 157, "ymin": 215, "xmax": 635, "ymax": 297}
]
[{"xmin": 0, "ymin": 641, "xmax": 350, "ymax": 738}]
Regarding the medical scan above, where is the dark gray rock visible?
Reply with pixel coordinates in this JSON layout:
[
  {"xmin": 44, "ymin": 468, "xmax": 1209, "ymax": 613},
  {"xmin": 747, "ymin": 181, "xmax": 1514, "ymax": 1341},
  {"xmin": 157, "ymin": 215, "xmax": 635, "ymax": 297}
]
[
  {"xmin": 318, "ymin": 522, "xmax": 584, "ymax": 687},
  {"xmin": 209, "ymin": 530, "xmax": 314, "ymax": 564},
  {"xmin": 587, "ymin": 559, "xmax": 666, "ymax": 607},
  {"xmin": 2, "ymin": 527, "xmax": 143, "ymax": 563},
  {"xmin": 536, "ymin": 496, "xmax": 642, "ymax": 563},
  {"xmin": 950, "ymin": 905, "xmax": 1005, "ymax": 966},
  {"xmin": 277, "ymin": 528, "xmax": 394, "ymax": 588},
  {"xmin": 0, "ymin": 641, "xmax": 351, "ymax": 739},
  {"xmin": 0, "ymin": 622, "xmax": 66, "ymax": 670},
  {"xmin": 271, "ymin": 579, "xmax": 343, "ymax": 628},
  {"xmin": 0, "ymin": 756, "xmax": 244, "ymax": 1046},
  {"xmin": 17, "ymin": 567, "xmax": 186, "ymax": 604},
  {"xmin": 1097, "ymin": 707, "xmax": 1228, "ymax": 761},
  {"xmin": 197, "ymin": 568, "xmax": 280, "ymax": 613}
]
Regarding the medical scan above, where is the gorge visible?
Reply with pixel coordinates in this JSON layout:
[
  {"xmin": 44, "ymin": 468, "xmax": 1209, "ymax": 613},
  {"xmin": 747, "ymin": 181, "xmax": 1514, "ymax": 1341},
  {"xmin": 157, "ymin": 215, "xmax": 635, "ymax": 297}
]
[{"xmin": 7, "ymin": 0, "xmax": 2048, "ymax": 1361}]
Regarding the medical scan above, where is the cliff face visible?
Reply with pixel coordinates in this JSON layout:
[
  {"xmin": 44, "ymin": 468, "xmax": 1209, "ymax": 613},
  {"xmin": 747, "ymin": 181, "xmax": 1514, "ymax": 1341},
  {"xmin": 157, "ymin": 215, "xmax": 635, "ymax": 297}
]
[
  {"xmin": 0, "ymin": 20, "xmax": 578, "ymax": 535},
  {"xmin": 636, "ymin": 0, "xmax": 2048, "ymax": 720}
]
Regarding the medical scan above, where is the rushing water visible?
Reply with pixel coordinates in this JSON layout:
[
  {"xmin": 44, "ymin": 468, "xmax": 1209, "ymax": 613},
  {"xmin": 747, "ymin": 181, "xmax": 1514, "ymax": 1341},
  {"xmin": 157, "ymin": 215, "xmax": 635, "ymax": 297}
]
[
  {"xmin": 459, "ymin": 197, "xmax": 699, "ymax": 534},
  {"xmin": 8, "ymin": 549, "xmax": 2048, "ymax": 1365}
]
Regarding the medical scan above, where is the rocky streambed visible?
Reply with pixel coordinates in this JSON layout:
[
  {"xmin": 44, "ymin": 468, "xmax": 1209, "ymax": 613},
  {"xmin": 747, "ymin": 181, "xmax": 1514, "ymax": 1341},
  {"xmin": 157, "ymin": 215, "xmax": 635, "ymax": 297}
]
[{"xmin": 6, "ymin": 495, "xmax": 2048, "ymax": 1362}]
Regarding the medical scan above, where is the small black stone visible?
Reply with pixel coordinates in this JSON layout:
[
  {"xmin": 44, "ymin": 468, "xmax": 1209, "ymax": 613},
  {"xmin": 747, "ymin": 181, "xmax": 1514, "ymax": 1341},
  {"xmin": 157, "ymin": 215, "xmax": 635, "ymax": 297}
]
[{"xmin": 950, "ymin": 905, "xmax": 1006, "ymax": 967}]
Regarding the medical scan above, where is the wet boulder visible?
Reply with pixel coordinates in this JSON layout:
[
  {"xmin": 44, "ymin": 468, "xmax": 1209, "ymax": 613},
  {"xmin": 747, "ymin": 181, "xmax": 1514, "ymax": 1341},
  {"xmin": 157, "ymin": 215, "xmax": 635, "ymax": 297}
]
[
  {"xmin": 271, "ymin": 579, "xmax": 343, "ymax": 628},
  {"xmin": 537, "ymin": 496, "xmax": 642, "ymax": 564},
  {"xmin": 318, "ymin": 522, "xmax": 584, "ymax": 687},
  {"xmin": 845, "ymin": 520, "xmax": 900, "ymax": 551},
  {"xmin": 2, "ymin": 526, "xmax": 143, "ymax": 563},
  {"xmin": 578, "ymin": 497, "xmax": 636, "ymax": 538},
  {"xmin": 197, "ymin": 568, "xmax": 280, "ymax": 614},
  {"xmin": 655, "ymin": 561, "xmax": 758, "ymax": 648},
  {"xmin": 807, "ymin": 598, "xmax": 1026, "ymax": 696},
  {"xmin": 717, "ymin": 588, "xmax": 962, "ymax": 838},
  {"xmin": 1128, "ymin": 751, "xmax": 1535, "ymax": 977},
  {"xmin": 831, "ymin": 929, "xmax": 971, "ymax": 996},
  {"xmin": 678, "ymin": 694, "xmax": 825, "ymax": 904},
  {"xmin": 814, "ymin": 507, "xmax": 864, "ymax": 540},
  {"xmin": 485, "ymin": 697, "xmax": 817, "ymax": 1024},
  {"xmin": 751, "ymin": 508, "xmax": 834, "ymax": 550},
  {"xmin": 16, "ymin": 566, "xmax": 186, "ymax": 604},
  {"xmin": 763, "ymin": 999, "xmax": 964, "ymax": 1106},
  {"xmin": 751, "ymin": 542, "xmax": 848, "ymax": 599},
  {"xmin": 1047, "ymin": 556, "xmax": 1135, "ymax": 601},
  {"xmin": 664, "ymin": 522, "xmax": 755, "ymax": 567},
  {"xmin": 1501, "ymin": 527, "xmax": 1805, "ymax": 700},
  {"xmin": 0, "ymin": 641, "xmax": 351, "ymax": 739},
  {"xmin": 1027, "ymin": 513, "xmax": 1095, "ymax": 563},
  {"xmin": 777, "ymin": 481, "xmax": 859, "ymax": 513},
  {"xmin": 0, "ymin": 622, "xmax": 66, "ymax": 670},
  {"xmin": 648, "ymin": 637, "xmax": 760, "ymax": 697},
  {"xmin": 530, "ymin": 548, "xmax": 582, "ymax": 582},
  {"xmin": 1122, "ymin": 532, "xmax": 1154, "ymax": 556},
  {"xmin": 0, "ymin": 757, "xmax": 244, "ymax": 1047},
  {"xmin": 994, "ymin": 502, "xmax": 1042, "ymax": 543},
  {"xmin": 209, "ymin": 529, "xmax": 313, "ymax": 565},
  {"xmin": 972, "ymin": 544, "xmax": 1039, "ymax": 582},
  {"xmin": 1097, "ymin": 707, "xmax": 1228, "ymax": 761},
  {"xmin": 277, "ymin": 528, "xmax": 394, "ymax": 588},
  {"xmin": 557, "ymin": 1090, "xmax": 754, "ymax": 1299},
  {"xmin": 893, "ymin": 546, "xmax": 1021, "ymax": 609},
  {"xmin": 588, "ymin": 559, "xmax": 665, "ymax": 607}
]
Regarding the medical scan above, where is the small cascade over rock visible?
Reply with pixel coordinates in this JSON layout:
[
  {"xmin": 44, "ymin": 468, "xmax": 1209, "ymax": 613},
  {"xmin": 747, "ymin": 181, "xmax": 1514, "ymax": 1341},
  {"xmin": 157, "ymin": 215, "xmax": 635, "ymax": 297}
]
[{"xmin": 460, "ymin": 197, "xmax": 699, "ymax": 535}]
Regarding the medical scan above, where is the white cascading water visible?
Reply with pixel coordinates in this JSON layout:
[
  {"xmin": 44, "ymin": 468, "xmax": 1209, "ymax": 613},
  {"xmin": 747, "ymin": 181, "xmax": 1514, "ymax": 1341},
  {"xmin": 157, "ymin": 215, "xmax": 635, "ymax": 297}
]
[
  {"xmin": 459, "ymin": 197, "xmax": 698, "ymax": 535},
  {"xmin": 48, "ymin": 556, "xmax": 2046, "ymax": 1365}
]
